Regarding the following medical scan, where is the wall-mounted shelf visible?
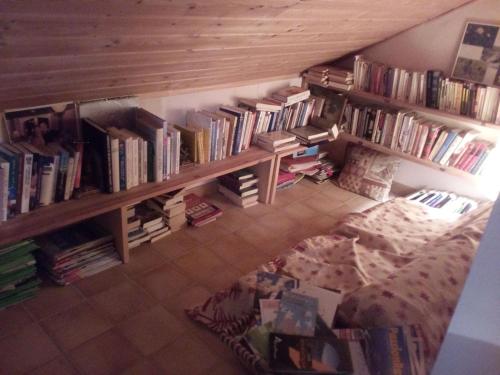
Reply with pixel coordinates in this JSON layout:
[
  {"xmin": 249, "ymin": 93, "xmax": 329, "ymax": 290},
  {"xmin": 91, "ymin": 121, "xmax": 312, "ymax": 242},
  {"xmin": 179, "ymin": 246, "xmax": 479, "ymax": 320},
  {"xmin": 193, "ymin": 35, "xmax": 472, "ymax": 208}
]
[{"xmin": 339, "ymin": 133, "xmax": 482, "ymax": 183}]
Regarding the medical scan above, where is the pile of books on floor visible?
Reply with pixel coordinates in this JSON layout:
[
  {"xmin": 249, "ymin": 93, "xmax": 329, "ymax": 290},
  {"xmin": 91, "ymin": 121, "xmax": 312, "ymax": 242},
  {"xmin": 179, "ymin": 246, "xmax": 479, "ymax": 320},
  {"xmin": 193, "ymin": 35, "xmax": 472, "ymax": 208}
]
[
  {"xmin": 185, "ymin": 193, "xmax": 222, "ymax": 227},
  {"xmin": 276, "ymin": 170, "xmax": 298, "ymax": 190},
  {"xmin": 218, "ymin": 168, "xmax": 259, "ymax": 208},
  {"xmin": 305, "ymin": 152, "xmax": 338, "ymax": 184},
  {"xmin": 255, "ymin": 131, "xmax": 300, "ymax": 152},
  {"xmin": 407, "ymin": 189, "xmax": 478, "ymax": 214},
  {"xmin": 127, "ymin": 203, "xmax": 171, "ymax": 248},
  {"xmin": 353, "ymin": 55, "xmax": 500, "ymax": 124},
  {"xmin": 303, "ymin": 65, "xmax": 354, "ymax": 91},
  {"xmin": 35, "ymin": 221, "xmax": 121, "ymax": 285},
  {"xmin": 243, "ymin": 272, "xmax": 425, "ymax": 375},
  {"xmin": 280, "ymin": 148, "xmax": 321, "ymax": 175},
  {"xmin": 0, "ymin": 240, "xmax": 40, "ymax": 309},
  {"xmin": 82, "ymin": 107, "xmax": 181, "ymax": 193},
  {"xmin": 343, "ymin": 102, "xmax": 494, "ymax": 175},
  {"xmin": 146, "ymin": 189, "xmax": 187, "ymax": 233}
]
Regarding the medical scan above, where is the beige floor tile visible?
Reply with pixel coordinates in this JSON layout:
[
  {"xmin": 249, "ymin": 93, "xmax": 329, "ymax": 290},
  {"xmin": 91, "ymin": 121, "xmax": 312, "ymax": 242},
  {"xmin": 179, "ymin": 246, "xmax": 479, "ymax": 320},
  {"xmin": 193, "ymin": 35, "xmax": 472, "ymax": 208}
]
[
  {"xmin": 0, "ymin": 304, "xmax": 34, "ymax": 339},
  {"xmin": 209, "ymin": 358, "xmax": 250, "ymax": 375},
  {"xmin": 69, "ymin": 330, "xmax": 141, "ymax": 375},
  {"xmin": 119, "ymin": 359, "xmax": 164, "ymax": 375},
  {"xmin": 41, "ymin": 302, "xmax": 112, "ymax": 352},
  {"xmin": 121, "ymin": 244, "xmax": 169, "ymax": 276},
  {"xmin": 302, "ymin": 191, "xmax": 346, "ymax": 215},
  {"xmin": 320, "ymin": 182, "xmax": 363, "ymax": 202},
  {"xmin": 30, "ymin": 356, "xmax": 77, "ymax": 375},
  {"xmin": 235, "ymin": 222, "xmax": 275, "ymax": 249},
  {"xmin": 210, "ymin": 208, "xmax": 255, "ymax": 233},
  {"xmin": 207, "ymin": 232, "xmax": 258, "ymax": 265},
  {"xmin": 232, "ymin": 252, "xmax": 272, "ymax": 274},
  {"xmin": 89, "ymin": 281, "xmax": 156, "ymax": 323},
  {"xmin": 23, "ymin": 284, "xmax": 83, "ymax": 321},
  {"xmin": 258, "ymin": 211, "xmax": 300, "ymax": 233},
  {"xmin": 206, "ymin": 191, "xmax": 238, "ymax": 212},
  {"xmin": 0, "ymin": 323, "xmax": 61, "ymax": 374},
  {"xmin": 240, "ymin": 202, "xmax": 275, "ymax": 218},
  {"xmin": 202, "ymin": 266, "xmax": 243, "ymax": 293},
  {"xmin": 152, "ymin": 230, "xmax": 201, "ymax": 260},
  {"xmin": 173, "ymin": 246, "xmax": 228, "ymax": 281},
  {"xmin": 117, "ymin": 305, "xmax": 186, "ymax": 356},
  {"xmin": 152, "ymin": 335, "xmax": 219, "ymax": 375},
  {"xmin": 281, "ymin": 200, "xmax": 319, "ymax": 221},
  {"xmin": 184, "ymin": 221, "xmax": 231, "ymax": 244},
  {"xmin": 164, "ymin": 285, "xmax": 213, "ymax": 320},
  {"xmin": 134, "ymin": 263, "xmax": 192, "ymax": 302},
  {"xmin": 74, "ymin": 267, "xmax": 129, "ymax": 297},
  {"xmin": 344, "ymin": 195, "xmax": 379, "ymax": 212}
]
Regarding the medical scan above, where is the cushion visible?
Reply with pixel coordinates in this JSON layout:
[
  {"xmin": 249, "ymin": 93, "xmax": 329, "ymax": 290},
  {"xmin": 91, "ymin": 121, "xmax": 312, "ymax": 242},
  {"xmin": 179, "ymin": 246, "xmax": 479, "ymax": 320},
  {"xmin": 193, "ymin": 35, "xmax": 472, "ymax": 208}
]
[{"xmin": 338, "ymin": 144, "xmax": 399, "ymax": 201}]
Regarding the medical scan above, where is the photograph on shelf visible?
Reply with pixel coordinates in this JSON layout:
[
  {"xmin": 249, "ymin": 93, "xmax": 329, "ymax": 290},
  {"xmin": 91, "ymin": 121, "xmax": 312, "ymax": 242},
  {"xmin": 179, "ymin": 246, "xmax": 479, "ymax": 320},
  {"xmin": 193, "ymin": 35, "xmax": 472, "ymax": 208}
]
[{"xmin": 452, "ymin": 21, "xmax": 500, "ymax": 86}]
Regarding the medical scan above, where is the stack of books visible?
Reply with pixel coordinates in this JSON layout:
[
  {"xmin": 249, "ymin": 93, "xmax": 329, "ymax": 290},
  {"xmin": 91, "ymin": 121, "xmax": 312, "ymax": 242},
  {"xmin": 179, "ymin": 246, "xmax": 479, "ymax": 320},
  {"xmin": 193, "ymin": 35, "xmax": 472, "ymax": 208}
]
[
  {"xmin": 255, "ymin": 131, "xmax": 300, "ymax": 153},
  {"xmin": 407, "ymin": 189, "xmax": 478, "ymax": 214},
  {"xmin": 243, "ymin": 272, "xmax": 425, "ymax": 375},
  {"xmin": 217, "ymin": 169, "xmax": 259, "ymax": 208},
  {"xmin": 276, "ymin": 170, "xmax": 297, "ymax": 190},
  {"xmin": 304, "ymin": 152, "xmax": 338, "ymax": 184},
  {"xmin": 280, "ymin": 154, "xmax": 321, "ymax": 174},
  {"xmin": 343, "ymin": 102, "xmax": 493, "ymax": 175},
  {"xmin": 184, "ymin": 193, "xmax": 222, "ymax": 227},
  {"xmin": 146, "ymin": 189, "xmax": 187, "ymax": 232},
  {"xmin": 303, "ymin": 65, "xmax": 354, "ymax": 91},
  {"xmin": 36, "ymin": 221, "xmax": 121, "ymax": 285},
  {"xmin": 0, "ymin": 240, "xmax": 40, "ymax": 309},
  {"xmin": 289, "ymin": 126, "xmax": 330, "ymax": 144},
  {"xmin": 353, "ymin": 55, "xmax": 500, "ymax": 124},
  {"xmin": 127, "ymin": 203, "xmax": 171, "ymax": 248},
  {"xmin": 82, "ymin": 107, "xmax": 181, "ymax": 194}
]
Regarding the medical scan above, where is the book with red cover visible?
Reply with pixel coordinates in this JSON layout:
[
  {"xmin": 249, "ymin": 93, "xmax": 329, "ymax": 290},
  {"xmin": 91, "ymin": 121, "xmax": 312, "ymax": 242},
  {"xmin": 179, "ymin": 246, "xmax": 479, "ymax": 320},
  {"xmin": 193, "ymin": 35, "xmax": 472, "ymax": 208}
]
[
  {"xmin": 184, "ymin": 193, "xmax": 222, "ymax": 227},
  {"xmin": 277, "ymin": 170, "xmax": 296, "ymax": 185},
  {"xmin": 463, "ymin": 142, "xmax": 487, "ymax": 172},
  {"xmin": 455, "ymin": 142, "xmax": 479, "ymax": 170},
  {"xmin": 420, "ymin": 124, "xmax": 443, "ymax": 160},
  {"xmin": 281, "ymin": 155, "xmax": 317, "ymax": 166}
]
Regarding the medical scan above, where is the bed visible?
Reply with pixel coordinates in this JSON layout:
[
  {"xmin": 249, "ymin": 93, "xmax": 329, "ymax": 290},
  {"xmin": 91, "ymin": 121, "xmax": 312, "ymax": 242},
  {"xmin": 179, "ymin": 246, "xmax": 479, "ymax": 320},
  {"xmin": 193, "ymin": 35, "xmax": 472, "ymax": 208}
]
[{"xmin": 187, "ymin": 197, "xmax": 493, "ymax": 374}]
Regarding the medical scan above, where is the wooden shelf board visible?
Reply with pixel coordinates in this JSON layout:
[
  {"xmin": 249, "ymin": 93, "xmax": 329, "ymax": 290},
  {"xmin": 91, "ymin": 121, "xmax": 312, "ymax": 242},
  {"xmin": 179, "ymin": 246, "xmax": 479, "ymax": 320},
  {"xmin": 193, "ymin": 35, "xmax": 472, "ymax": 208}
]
[
  {"xmin": 306, "ymin": 81, "xmax": 500, "ymax": 132},
  {"xmin": 340, "ymin": 133, "xmax": 481, "ymax": 182},
  {"xmin": 0, "ymin": 147, "xmax": 274, "ymax": 246}
]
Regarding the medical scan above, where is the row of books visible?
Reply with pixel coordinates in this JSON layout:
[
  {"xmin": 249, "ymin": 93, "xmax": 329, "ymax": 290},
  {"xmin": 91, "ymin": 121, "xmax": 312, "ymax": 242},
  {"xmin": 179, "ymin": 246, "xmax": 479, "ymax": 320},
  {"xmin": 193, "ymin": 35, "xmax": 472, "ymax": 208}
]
[
  {"xmin": 343, "ymin": 102, "xmax": 493, "ymax": 175},
  {"xmin": 353, "ymin": 55, "xmax": 500, "ymax": 124},
  {"xmin": 35, "ymin": 221, "xmax": 121, "ymax": 286},
  {"xmin": 217, "ymin": 169, "xmax": 259, "ymax": 208},
  {"xmin": 0, "ymin": 240, "xmax": 40, "ymax": 309},
  {"xmin": 407, "ymin": 189, "xmax": 478, "ymax": 215},
  {"xmin": 83, "ymin": 107, "xmax": 181, "ymax": 194},
  {"xmin": 0, "ymin": 141, "xmax": 83, "ymax": 221},
  {"xmin": 244, "ymin": 272, "xmax": 425, "ymax": 375},
  {"xmin": 303, "ymin": 65, "xmax": 354, "ymax": 91}
]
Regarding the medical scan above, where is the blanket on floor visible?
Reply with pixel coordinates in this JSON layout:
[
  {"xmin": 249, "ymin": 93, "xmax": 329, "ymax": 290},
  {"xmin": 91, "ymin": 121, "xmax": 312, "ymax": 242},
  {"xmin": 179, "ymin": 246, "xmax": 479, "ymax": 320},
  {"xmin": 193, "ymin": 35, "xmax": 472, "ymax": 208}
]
[{"xmin": 187, "ymin": 197, "xmax": 492, "ymax": 374}]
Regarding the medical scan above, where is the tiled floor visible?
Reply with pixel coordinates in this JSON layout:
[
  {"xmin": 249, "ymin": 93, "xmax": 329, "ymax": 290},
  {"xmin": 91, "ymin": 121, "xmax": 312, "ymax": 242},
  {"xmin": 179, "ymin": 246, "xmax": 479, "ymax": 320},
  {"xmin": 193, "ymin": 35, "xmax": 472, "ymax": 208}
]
[{"xmin": 0, "ymin": 180, "xmax": 379, "ymax": 375}]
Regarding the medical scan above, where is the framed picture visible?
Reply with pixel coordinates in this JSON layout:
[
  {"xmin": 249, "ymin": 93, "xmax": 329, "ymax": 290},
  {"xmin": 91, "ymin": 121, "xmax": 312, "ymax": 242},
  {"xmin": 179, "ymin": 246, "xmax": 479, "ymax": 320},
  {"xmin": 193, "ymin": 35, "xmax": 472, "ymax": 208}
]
[{"xmin": 451, "ymin": 21, "xmax": 500, "ymax": 87}]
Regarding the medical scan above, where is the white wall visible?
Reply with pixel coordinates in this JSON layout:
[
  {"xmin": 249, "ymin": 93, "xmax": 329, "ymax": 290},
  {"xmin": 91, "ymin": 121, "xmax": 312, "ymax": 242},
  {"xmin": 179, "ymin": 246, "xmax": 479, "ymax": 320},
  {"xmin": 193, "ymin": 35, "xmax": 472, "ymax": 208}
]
[
  {"xmin": 352, "ymin": 0, "xmax": 500, "ymax": 200},
  {"xmin": 431, "ymin": 197, "xmax": 500, "ymax": 375},
  {"xmin": 138, "ymin": 76, "xmax": 301, "ymax": 125}
]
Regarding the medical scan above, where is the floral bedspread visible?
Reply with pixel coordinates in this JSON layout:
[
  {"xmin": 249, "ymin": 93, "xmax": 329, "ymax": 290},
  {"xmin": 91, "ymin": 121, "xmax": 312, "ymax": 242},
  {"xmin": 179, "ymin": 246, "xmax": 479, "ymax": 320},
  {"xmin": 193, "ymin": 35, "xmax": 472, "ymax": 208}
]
[{"xmin": 187, "ymin": 197, "xmax": 492, "ymax": 373}]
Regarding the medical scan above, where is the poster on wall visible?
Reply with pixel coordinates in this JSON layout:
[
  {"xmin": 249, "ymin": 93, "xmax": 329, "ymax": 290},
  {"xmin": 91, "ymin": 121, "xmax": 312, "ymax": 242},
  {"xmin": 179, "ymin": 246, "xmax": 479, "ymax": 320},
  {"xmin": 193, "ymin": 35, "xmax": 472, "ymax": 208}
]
[{"xmin": 451, "ymin": 21, "xmax": 500, "ymax": 87}]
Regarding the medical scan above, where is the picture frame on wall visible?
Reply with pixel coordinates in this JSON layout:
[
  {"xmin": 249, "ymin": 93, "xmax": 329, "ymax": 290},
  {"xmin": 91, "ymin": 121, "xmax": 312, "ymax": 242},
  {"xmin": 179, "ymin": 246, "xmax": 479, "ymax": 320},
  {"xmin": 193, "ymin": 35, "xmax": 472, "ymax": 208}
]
[{"xmin": 451, "ymin": 21, "xmax": 500, "ymax": 87}]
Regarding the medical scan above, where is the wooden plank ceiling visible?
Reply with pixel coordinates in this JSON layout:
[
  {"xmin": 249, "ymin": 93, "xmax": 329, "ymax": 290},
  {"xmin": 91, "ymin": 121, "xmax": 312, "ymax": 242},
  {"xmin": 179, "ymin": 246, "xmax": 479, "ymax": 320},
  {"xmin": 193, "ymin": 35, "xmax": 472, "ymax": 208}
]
[{"xmin": 0, "ymin": 0, "xmax": 472, "ymax": 110}]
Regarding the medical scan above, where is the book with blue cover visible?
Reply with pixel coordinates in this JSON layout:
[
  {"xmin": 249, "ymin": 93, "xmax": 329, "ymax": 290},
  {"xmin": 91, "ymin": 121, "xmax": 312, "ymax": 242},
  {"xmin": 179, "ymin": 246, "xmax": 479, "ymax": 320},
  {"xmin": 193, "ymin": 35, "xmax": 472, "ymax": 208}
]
[{"xmin": 274, "ymin": 291, "xmax": 318, "ymax": 337}]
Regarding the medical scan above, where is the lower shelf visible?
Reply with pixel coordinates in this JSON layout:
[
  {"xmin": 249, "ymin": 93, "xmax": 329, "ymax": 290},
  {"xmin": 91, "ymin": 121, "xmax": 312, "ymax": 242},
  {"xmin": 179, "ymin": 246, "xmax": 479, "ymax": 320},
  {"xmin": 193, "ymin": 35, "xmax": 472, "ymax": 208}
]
[
  {"xmin": 340, "ymin": 133, "xmax": 482, "ymax": 182},
  {"xmin": 0, "ymin": 147, "xmax": 274, "ymax": 248}
]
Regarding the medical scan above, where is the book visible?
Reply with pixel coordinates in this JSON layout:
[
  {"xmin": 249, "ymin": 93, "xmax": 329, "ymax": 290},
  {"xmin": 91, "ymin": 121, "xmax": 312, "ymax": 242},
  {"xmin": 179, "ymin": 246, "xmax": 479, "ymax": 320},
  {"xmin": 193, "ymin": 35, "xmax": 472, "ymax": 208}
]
[
  {"xmin": 82, "ymin": 118, "xmax": 112, "ymax": 193},
  {"xmin": 268, "ymin": 333, "xmax": 353, "ymax": 374},
  {"xmin": 217, "ymin": 184, "xmax": 259, "ymax": 208},
  {"xmin": 274, "ymin": 291, "xmax": 318, "ymax": 337},
  {"xmin": 272, "ymin": 86, "xmax": 311, "ymax": 106},
  {"xmin": 184, "ymin": 193, "xmax": 222, "ymax": 227},
  {"xmin": 290, "ymin": 126, "xmax": 329, "ymax": 142},
  {"xmin": 256, "ymin": 131, "xmax": 297, "ymax": 147}
]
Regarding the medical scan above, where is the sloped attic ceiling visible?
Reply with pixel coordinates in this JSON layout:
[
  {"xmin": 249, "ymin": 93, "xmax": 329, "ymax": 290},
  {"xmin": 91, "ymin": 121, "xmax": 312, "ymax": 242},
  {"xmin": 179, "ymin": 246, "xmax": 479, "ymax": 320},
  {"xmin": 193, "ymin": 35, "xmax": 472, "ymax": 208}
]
[{"xmin": 0, "ymin": 0, "xmax": 472, "ymax": 110}]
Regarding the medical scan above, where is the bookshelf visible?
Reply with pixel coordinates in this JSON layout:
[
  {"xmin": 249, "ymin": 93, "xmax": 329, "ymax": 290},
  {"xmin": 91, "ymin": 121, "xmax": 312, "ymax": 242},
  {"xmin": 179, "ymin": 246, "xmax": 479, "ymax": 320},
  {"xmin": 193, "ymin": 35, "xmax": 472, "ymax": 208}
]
[
  {"xmin": 0, "ymin": 147, "xmax": 275, "ymax": 262},
  {"xmin": 268, "ymin": 145, "xmax": 307, "ymax": 204}
]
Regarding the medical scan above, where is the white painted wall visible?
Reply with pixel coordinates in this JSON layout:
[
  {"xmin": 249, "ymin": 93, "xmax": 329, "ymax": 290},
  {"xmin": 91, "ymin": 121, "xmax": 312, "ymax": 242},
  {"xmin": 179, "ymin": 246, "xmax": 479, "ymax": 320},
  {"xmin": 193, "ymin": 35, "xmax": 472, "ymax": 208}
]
[
  {"xmin": 431, "ymin": 197, "xmax": 500, "ymax": 375},
  {"xmin": 351, "ymin": 0, "xmax": 500, "ymax": 200},
  {"xmin": 138, "ymin": 76, "xmax": 301, "ymax": 125}
]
